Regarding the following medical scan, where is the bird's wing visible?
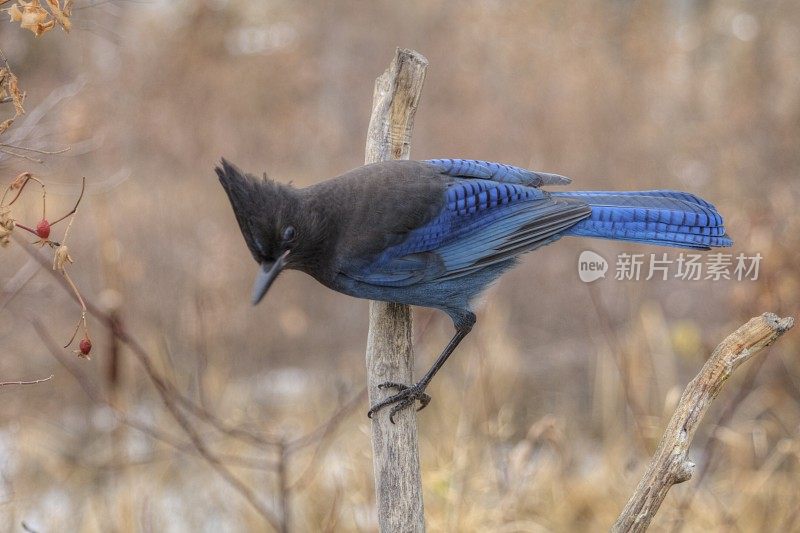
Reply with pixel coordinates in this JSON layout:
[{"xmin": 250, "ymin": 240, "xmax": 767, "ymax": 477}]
[
  {"xmin": 340, "ymin": 178, "xmax": 591, "ymax": 286},
  {"xmin": 425, "ymin": 159, "xmax": 571, "ymax": 187}
]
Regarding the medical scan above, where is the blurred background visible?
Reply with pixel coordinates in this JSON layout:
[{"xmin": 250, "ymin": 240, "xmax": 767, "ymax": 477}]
[{"xmin": 0, "ymin": 0, "xmax": 798, "ymax": 531}]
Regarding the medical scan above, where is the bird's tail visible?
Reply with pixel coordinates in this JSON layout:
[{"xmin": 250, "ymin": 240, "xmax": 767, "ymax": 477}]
[{"xmin": 550, "ymin": 190, "xmax": 732, "ymax": 249}]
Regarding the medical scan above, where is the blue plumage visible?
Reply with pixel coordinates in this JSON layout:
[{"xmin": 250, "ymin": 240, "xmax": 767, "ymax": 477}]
[
  {"xmin": 552, "ymin": 190, "xmax": 732, "ymax": 248},
  {"xmin": 217, "ymin": 157, "xmax": 732, "ymax": 421},
  {"xmin": 425, "ymin": 158, "xmax": 572, "ymax": 186},
  {"xmin": 351, "ymin": 178, "xmax": 584, "ymax": 286}
]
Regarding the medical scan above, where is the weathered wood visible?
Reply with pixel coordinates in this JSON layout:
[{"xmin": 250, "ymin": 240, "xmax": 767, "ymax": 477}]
[
  {"xmin": 364, "ymin": 48, "xmax": 428, "ymax": 533},
  {"xmin": 612, "ymin": 312, "xmax": 794, "ymax": 533}
]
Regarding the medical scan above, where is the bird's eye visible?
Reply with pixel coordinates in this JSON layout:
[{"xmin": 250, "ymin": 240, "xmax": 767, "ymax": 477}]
[{"xmin": 282, "ymin": 225, "xmax": 296, "ymax": 244}]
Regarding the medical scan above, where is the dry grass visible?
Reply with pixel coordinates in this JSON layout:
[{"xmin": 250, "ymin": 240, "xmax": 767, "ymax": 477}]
[{"xmin": 0, "ymin": 0, "xmax": 798, "ymax": 531}]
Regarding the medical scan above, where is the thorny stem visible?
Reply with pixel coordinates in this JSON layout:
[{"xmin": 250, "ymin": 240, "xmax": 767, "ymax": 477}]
[
  {"xmin": 50, "ymin": 176, "xmax": 85, "ymax": 226},
  {"xmin": 3, "ymin": 174, "xmax": 90, "ymax": 348},
  {"xmin": 13, "ymin": 222, "xmax": 38, "ymax": 236},
  {"xmin": 1, "ymin": 176, "xmax": 85, "ymax": 228},
  {"xmin": 60, "ymin": 271, "xmax": 88, "ymax": 348},
  {"xmin": 55, "ymin": 191, "xmax": 87, "ymax": 350},
  {"xmin": 60, "ymin": 204, "xmax": 77, "ymax": 242},
  {"xmin": 63, "ymin": 310, "xmax": 87, "ymax": 349}
]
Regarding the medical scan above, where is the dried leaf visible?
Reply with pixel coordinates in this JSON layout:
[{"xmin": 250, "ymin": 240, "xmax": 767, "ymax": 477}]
[
  {"xmin": 44, "ymin": 0, "xmax": 70, "ymax": 32},
  {"xmin": 0, "ymin": 61, "xmax": 25, "ymax": 136},
  {"xmin": 7, "ymin": 71, "xmax": 24, "ymax": 116},
  {"xmin": 8, "ymin": 0, "xmax": 54, "ymax": 37},
  {"xmin": 0, "ymin": 118, "xmax": 13, "ymax": 135},
  {"xmin": 53, "ymin": 244, "xmax": 73, "ymax": 271},
  {"xmin": 6, "ymin": 2, "xmax": 22, "ymax": 21},
  {"xmin": 10, "ymin": 172, "xmax": 31, "ymax": 189},
  {"xmin": 0, "ymin": 207, "xmax": 14, "ymax": 247}
]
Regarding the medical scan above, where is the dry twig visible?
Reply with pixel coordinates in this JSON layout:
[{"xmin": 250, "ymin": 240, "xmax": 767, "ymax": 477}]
[
  {"xmin": 613, "ymin": 312, "xmax": 795, "ymax": 533},
  {"xmin": 31, "ymin": 319, "xmax": 280, "ymax": 472},
  {"xmin": 21, "ymin": 238, "xmax": 364, "ymax": 531},
  {"xmin": 29, "ymin": 314, "xmax": 283, "ymax": 530},
  {"xmin": 0, "ymin": 374, "xmax": 52, "ymax": 386}
]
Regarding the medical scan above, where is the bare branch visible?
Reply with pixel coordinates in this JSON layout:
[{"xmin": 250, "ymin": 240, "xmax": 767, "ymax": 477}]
[
  {"xmin": 0, "ymin": 143, "xmax": 69, "ymax": 155},
  {"xmin": 16, "ymin": 227, "xmax": 360, "ymax": 529},
  {"xmin": 286, "ymin": 387, "xmax": 366, "ymax": 452},
  {"xmin": 0, "ymin": 147, "xmax": 43, "ymax": 164},
  {"xmin": 287, "ymin": 388, "xmax": 367, "ymax": 491},
  {"xmin": 143, "ymin": 365, "xmax": 282, "ymax": 530},
  {"xmin": 19, "ymin": 243, "xmax": 282, "ymax": 529},
  {"xmin": 32, "ymin": 317, "xmax": 104, "ymax": 402},
  {"xmin": 50, "ymin": 176, "xmax": 85, "ymax": 225},
  {"xmin": 613, "ymin": 313, "xmax": 795, "ymax": 533},
  {"xmin": 31, "ymin": 318, "xmax": 278, "ymax": 472},
  {"xmin": 0, "ymin": 375, "xmax": 53, "ymax": 387}
]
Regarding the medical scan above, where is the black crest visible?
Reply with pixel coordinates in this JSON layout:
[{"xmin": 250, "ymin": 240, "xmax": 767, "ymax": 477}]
[{"xmin": 215, "ymin": 158, "xmax": 297, "ymax": 263}]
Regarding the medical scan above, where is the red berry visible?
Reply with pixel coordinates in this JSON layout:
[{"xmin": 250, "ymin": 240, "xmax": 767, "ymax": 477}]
[
  {"xmin": 36, "ymin": 219, "xmax": 51, "ymax": 239},
  {"xmin": 79, "ymin": 337, "xmax": 92, "ymax": 356}
]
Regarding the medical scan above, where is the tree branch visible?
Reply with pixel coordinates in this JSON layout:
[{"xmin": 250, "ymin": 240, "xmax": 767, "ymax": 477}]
[
  {"xmin": 613, "ymin": 312, "xmax": 795, "ymax": 533},
  {"xmin": 364, "ymin": 47, "xmax": 428, "ymax": 533},
  {"xmin": 0, "ymin": 375, "xmax": 53, "ymax": 386}
]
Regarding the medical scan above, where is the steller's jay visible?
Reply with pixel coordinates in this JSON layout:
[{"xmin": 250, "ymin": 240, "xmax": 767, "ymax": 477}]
[{"xmin": 217, "ymin": 158, "xmax": 731, "ymax": 422}]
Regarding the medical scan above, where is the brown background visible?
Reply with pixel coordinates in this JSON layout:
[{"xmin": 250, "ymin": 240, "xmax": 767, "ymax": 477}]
[{"xmin": 0, "ymin": 1, "xmax": 798, "ymax": 531}]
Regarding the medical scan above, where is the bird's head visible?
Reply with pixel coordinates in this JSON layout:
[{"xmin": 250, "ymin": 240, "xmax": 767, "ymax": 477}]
[{"xmin": 216, "ymin": 158, "xmax": 307, "ymax": 305}]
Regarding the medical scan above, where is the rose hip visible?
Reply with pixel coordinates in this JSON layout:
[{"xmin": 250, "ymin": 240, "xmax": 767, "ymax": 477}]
[
  {"xmin": 78, "ymin": 337, "xmax": 92, "ymax": 357},
  {"xmin": 35, "ymin": 219, "xmax": 50, "ymax": 239}
]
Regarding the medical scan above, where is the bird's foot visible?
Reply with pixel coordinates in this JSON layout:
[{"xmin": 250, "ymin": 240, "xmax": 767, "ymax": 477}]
[{"xmin": 367, "ymin": 381, "xmax": 431, "ymax": 424}]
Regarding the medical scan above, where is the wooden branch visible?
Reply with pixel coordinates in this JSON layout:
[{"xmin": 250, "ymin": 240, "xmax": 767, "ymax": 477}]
[
  {"xmin": 20, "ymin": 242, "xmax": 284, "ymax": 530},
  {"xmin": 364, "ymin": 47, "xmax": 428, "ymax": 533},
  {"xmin": 613, "ymin": 312, "xmax": 795, "ymax": 533},
  {"xmin": 0, "ymin": 374, "xmax": 53, "ymax": 386}
]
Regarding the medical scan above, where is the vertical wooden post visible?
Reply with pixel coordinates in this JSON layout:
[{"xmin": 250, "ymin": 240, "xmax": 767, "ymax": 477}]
[{"xmin": 364, "ymin": 47, "xmax": 428, "ymax": 533}]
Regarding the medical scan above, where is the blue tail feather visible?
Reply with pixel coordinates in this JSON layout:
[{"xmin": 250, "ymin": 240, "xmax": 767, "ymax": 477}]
[{"xmin": 551, "ymin": 190, "xmax": 732, "ymax": 249}]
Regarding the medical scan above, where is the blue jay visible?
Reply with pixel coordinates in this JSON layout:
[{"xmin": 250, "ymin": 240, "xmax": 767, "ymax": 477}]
[{"xmin": 217, "ymin": 158, "xmax": 731, "ymax": 422}]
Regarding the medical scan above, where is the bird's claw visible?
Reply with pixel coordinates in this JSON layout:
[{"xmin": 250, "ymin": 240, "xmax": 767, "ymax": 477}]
[{"xmin": 367, "ymin": 381, "xmax": 431, "ymax": 423}]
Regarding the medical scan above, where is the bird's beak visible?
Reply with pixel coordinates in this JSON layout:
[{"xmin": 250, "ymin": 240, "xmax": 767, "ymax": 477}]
[{"xmin": 251, "ymin": 250, "xmax": 289, "ymax": 305}]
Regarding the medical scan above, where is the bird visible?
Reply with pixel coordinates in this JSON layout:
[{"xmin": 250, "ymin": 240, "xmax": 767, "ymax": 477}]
[{"xmin": 216, "ymin": 158, "xmax": 732, "ymax": 422}]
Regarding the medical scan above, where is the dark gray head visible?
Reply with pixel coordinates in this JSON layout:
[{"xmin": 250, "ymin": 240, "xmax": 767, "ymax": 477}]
[{"xmin": 216, "ymin": 158, "xmax": 314, "ymax": 305}]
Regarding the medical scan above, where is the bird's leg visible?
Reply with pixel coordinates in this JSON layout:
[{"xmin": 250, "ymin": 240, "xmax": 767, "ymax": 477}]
[{"xmin": 368, "ymin": 312, "xmax": 475, "ymax": 423}]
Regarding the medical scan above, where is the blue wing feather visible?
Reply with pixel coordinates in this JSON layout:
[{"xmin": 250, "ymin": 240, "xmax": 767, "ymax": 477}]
[
  {"xmin": 342, "ymin": 178, "xmax": 590, "ymax": 286},
  {"xmin": 337, "ymin": 161, "xmax": 731, "ymax": 286},
  {"xmin": 551, "ymin": 191, "xmax": 732, "ymax": 248},
  {"xmin": 425, "ymin": 159, "xmax": 572, "ymax": 187}
]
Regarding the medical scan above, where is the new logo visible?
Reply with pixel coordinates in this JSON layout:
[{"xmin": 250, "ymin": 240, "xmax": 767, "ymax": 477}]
[{"xmin": 578, "ymin": 250, "xmax": 608, "ymax": 282}]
